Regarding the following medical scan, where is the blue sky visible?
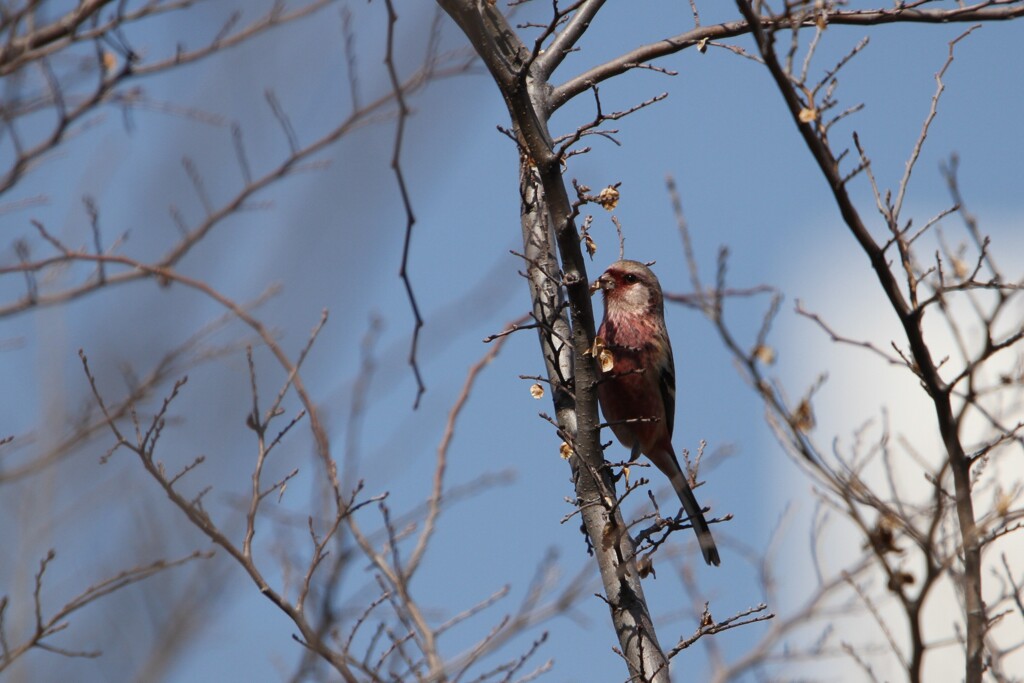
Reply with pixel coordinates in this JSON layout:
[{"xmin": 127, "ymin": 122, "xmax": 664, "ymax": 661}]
[{"xmin": 2, "ymin": 2, "xmax": 1022, "ymax": 681}]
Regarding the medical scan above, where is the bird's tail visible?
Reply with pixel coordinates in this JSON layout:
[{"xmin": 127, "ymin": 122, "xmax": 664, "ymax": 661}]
[{"xmin": 668, "ymin": 468, "xmax": 721, "ymax": 567}]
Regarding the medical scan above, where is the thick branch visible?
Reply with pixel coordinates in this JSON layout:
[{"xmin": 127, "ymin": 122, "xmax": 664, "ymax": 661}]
[
  {"xmin": 535, "ymin": 0, "xmax": 607, "ymax": 81},
  {"xmin": 438, "ymin": 1, "xmax": 670, "ymax": 680},
  {"xmin": 552, "ymin": 2, "xmax": 1024, "ymax": 110},
  {"xmin": 735, "ymin": 2, "xmax": 986, "ymax": 680}
]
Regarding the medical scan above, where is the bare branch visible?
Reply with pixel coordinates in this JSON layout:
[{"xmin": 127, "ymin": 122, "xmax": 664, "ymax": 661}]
[
  {"xmin": 384, "ymin": 0, "xmax": 427, "ymax": 408},
  {"xmin": 551, "ymin": 3, "xmax": 1024, "ymax": 110}
]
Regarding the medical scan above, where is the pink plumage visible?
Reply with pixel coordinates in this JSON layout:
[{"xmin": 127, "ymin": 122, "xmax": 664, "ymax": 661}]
[{"xmin": 595, "ymin": 259, "xmax": 721, "ymax": 566}]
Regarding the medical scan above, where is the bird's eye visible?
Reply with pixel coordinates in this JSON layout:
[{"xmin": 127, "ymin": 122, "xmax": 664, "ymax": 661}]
[{"xmin": 623, "ymin": 273, "xmax": 639, "ymax": 284}]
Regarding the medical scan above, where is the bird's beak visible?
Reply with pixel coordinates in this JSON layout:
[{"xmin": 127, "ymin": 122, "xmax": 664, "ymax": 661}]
[{"xmin": 590, "ymin": 274, "xmax": 612, "ymax": 295}]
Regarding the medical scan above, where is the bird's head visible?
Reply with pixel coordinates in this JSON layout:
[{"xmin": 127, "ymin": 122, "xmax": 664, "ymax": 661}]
[{"xmin": 593, "ymin": 260, "xmax": 664, "ymax": 316}]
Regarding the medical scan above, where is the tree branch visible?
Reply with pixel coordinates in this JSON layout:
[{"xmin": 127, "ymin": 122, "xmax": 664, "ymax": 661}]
[
  {"xmin": 438, "ymin": 1, "xmax": 671, "ymax": 679},
  {"xmin": 734, "ymin": 2, "xmax": 987, "ymax": 679},
  {"xmin": 552, "ymin": 2, "xmax": 1024, "ymax": 110}
]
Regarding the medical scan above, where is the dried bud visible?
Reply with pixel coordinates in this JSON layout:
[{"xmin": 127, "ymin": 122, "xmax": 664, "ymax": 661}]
[
  {"xmin": 590, "ymin": 336, "xmax": 616, "ymax": 372},
  {"xmin": 798, "ymin": 107, "xmax": 819, "ymax": 123},
  {"xmin": 101, "ymin": 51, "xmax": 118, "ymax": 75},
  {"xmin": 867, "ymin": 514, "xmax": 902, "ymax": 555},
  {"xmin": 637, "ymin": 553, "xmax": 656, "ymax": 579},
  {"xmin": 951, "ymin": 256, "xmax": 968, "ymax": 279},
  {"xmin": 559, "ymin": 442, "xmax": 573, "ymax": 460},
  {"xmin": 793, "ymin": 398, "xmax": 815, "ymax": 432},
  {"xmin": 995, "ymin": 486, "xmax": 1013, "ymax": 518},
  {"xmin": 887, "ymin": 571, "xmax": 914, "ymax": 592},
  {"xmin": 597, "ymin": 186, "xmax": 620, "ymax": 211},
  {"xmin": 753, "ymin": 344, "xmax": 776, "ymax": 365}
]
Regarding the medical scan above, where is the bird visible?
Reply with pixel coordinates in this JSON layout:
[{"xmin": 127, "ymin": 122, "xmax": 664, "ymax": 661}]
[{"xmin": 593, "ymin": 259, "xmax": 721, "ymax": 566}]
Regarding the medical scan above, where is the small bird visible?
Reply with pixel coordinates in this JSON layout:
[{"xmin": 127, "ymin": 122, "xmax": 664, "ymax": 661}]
[{"xmin": 594, "ymin": 259, "xmax": 721, "ymax": 566}]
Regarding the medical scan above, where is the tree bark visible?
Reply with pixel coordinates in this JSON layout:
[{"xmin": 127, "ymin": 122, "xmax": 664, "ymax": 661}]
[{"xmin": 438, "ymin": 1, "xmax": 670, "ymax": 679}]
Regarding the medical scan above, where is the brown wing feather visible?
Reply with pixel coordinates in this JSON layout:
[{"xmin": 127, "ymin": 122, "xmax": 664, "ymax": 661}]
[{"xmin": 659, "ymin": 340, "xmax": 676, "ymax": 438}]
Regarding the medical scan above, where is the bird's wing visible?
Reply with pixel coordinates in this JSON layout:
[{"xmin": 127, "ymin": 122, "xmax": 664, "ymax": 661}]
[{"xmin": 658, "ymin": 340, "xmax": 676, "ymax": 439}]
